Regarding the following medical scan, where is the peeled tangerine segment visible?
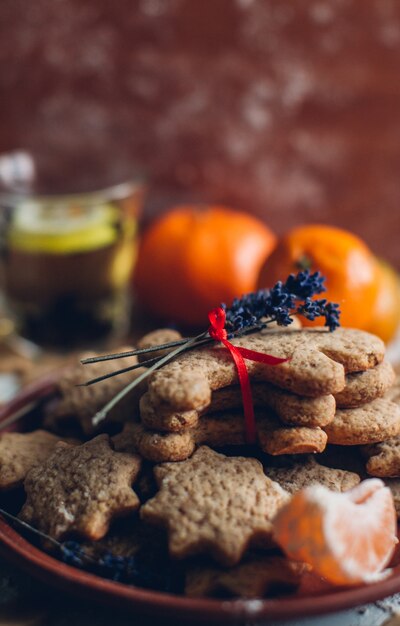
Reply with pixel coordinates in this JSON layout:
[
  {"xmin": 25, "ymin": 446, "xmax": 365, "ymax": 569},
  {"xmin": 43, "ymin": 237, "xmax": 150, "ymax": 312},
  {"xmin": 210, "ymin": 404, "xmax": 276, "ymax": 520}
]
[{"xmin": 273, "ymin": 478, "xmax": 398, "ymax": 586}]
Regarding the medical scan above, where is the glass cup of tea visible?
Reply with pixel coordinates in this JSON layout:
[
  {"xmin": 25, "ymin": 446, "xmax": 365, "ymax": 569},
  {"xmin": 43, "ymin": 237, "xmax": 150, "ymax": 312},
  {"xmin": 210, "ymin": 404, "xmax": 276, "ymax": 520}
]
[{"xmin": 0, "ymin": 152, "xmax": 144, "ymax": 348}]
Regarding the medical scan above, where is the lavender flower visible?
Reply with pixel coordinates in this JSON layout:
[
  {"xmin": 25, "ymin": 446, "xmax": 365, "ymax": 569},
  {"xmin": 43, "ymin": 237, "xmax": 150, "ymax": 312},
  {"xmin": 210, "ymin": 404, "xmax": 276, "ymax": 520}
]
[
  {"xmin": 61, "ymin": 541, "xmax": 87, "ymax": 568},
  {"xmin": 284, "ymin": 271, "xmax": 326, "ymax": 298},
  {"xmin": 60, "ymin": 541, "xmax": 175, "ymax": 590},
  {"xmin": 99, "ymin": 553, "xmax": 138, "ymax": 582},
  {"xmin": 224, "ymin": 270, "xmax": 340, "ymax": 333},
  {"xmin": 323, "ymin": 302, "xmax": 341, "ymax": 331}
]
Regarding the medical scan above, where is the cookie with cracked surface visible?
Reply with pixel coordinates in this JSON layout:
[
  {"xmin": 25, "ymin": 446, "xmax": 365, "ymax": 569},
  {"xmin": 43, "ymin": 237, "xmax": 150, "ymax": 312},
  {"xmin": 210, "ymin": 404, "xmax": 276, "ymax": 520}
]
[
  {"xmin": 140, "ymin": 383, "xmax": 336, "ymax": 432},
  {"xmin": 140, "ymin": 446, "xmax": 289, "ymax": 566},
  {"xmin": 19, "ymin": 434, "xmax": 142, "ymax": 541},
  {"xmin": 185, "ymin": 555, "xmax": 309, "ymax": 598},
  {"xmin": 266, "ymin": 457, "xmax": 360, "ymax": 494},
  {"xmin": 334, "ymin": 361, "xmax": 395, "ymax": 408},
  {"xmin": 324, "ymin": 397, "xmax": 400, "ymax": 446},
  {"xmin": 44, "ymin": 347, "xmax": 146, "ymax": 435},
  {"xmin": 0, "ymin": 430, "xmax": 72, "ymax": 491},
  {"xmin": 113, "ymin": 412, "xmax": 328, "ymax": 463},
  {"xmin": 147, "ymin": 328, "xmax": 384, "ymax": 410}
]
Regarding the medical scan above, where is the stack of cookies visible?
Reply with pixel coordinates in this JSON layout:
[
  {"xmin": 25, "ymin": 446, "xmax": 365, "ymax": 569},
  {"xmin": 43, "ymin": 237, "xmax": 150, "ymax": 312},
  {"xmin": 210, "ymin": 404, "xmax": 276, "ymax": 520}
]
[
  {"xmin": 1, "ymin": 324, "xmax": 400, "ymax": 600},
  {"xmin": 113, "ymin": 327, "xmax": 400, "ymax": 464}
]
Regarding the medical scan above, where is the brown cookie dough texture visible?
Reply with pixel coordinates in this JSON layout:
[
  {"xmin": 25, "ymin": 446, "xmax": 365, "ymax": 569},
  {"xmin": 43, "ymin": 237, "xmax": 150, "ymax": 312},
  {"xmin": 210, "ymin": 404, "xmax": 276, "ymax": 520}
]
[
  {"xmin": 113, "ymin": 412, "xmax": 328, "ymax": 463},
  {"xmin": 185, "ymin": 556, "xmax": 309, "ymax": 598},
  {"xmin": 140, "ymin": 446, "xmax": 289, "ymax": 566},
  {"xmin": 334, "ymin": 361, "xmax": 395, "ymax": 408},
  {"xmin": 147, "ymin": 328, "xmax": 385, "ymax": 410},
  {"xmin": 140, "ymin": 360, "xmax": 394, "ymax": 434},
  {"xmin": 363, "ymin": 436, "xmax": 400, "ymax": 477},
  {"xmin": 140, "ymin": 383, "xmax": 337, "ymax": 432},
  {"xmin": 324, "ymin": 397, "xmax": 400, "ymax": 445},
  {"xmin": 362, "ymin": 376, "xmax": 400, "ymax": 476},
  {"xmin": 19, "ymin": 434, "xmax": 142, "ymax": 541},
  {"xmin": 386, "ymin": 373, "xmax": 400, "ymax": 405},
  {"xmin": 0, "ymin": 430, "xmax": 68, "ymax": 491},
  {"xmin": 266, "ymin": 457, "xmax": 360, "ymax": 494},
  {"xmin": 46, "ymin": 346, "xmax": 146, "ymax": 435}
]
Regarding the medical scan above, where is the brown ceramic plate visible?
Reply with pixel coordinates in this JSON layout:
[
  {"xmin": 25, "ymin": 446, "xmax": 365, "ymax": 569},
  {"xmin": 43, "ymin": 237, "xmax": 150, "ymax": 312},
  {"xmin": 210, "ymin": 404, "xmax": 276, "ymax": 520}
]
[{"xmin": 1, "ymin": 379, "xmax": 400, "ymax": 624}]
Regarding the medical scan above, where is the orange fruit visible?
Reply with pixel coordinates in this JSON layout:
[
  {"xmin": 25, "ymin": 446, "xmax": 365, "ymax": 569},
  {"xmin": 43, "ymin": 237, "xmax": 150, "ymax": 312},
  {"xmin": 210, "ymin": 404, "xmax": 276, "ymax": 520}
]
[
  {"xmin": 134, "ymin": 205, "xmax": 276, "ymax": 326},
  {"xmin": 273, "ymin": 479, "xmax": 397, "ymax": 586},
  {"xmin": 367, "ymin": 259, "xmax": 400, "ymax": 343},
  {"xmin": 258, "ymin": 224, "xmax": 380, "ymax": 330}
]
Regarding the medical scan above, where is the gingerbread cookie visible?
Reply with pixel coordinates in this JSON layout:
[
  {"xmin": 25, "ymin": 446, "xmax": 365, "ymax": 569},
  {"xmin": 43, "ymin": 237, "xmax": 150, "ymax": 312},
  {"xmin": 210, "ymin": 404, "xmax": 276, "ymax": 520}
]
[
  {"xmin": 363, "ymin": 436, "xmax": 400, "ymax": 477},
  {"xmin": 113, "ymin": 412, "xmax": 328, "ymax": 463},
  {"xmin": 324, "ymin": 397, "xmax": 400, "ymax": 446},
  {"xmin": 0, "ymin": 430, "xmax": 70, "ymax": 491},
  {"xmin": 45, "ymin": 347, "xmax": 146, "ymax": 435},
  {"xmin": 266, "ymin": 457, "xmax": 360, "ymax": 494},
  {"xmin": 334, "ymin": 361, "xmax": 395, "ymax": 408},
  {"xmin": 185, "ymin": 555, "xmax": 309, "ymax": 598},
  {"xmin": 147, "ymin": 328, "xmax": 385, "ymax": 410},
  {"xmin": 20, "ymin": 435, "xmax": 142, "ymax": 541},
  {"xmin": 141, "ymin": 446, "xmax": 289, "ymax": 566},
  {"xmin": 140, "ymin": 383, "xmax": 336, "ymax": 432},
  {"xmin": 257, "ymin": 417, "xmax": 328, "ymax": 456}
]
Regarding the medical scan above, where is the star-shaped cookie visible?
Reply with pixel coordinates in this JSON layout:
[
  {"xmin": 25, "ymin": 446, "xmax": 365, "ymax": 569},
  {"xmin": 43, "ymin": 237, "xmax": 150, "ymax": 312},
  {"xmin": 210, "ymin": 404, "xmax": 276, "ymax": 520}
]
[
  {"xmin": 266, "ymin": 457, "xmax": 360, "ymax": 494},
  {"xmin": 0, "ymin": 430, "xmax": 66, "ymax": 491},
  {"xmin": 19, "ymin": 434, "xmax": 142, "ymax": 541},
  {"xmin": 140, "ymin": 446, "xmax": 289, "ymax": 566}
]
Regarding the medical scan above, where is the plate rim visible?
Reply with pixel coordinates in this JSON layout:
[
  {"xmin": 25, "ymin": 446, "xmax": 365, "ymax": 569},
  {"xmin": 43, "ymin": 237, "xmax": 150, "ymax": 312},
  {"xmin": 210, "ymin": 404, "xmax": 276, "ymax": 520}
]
[{"xmin": 1, "ymin": 378, "xmax": 400, "ymax": 622}]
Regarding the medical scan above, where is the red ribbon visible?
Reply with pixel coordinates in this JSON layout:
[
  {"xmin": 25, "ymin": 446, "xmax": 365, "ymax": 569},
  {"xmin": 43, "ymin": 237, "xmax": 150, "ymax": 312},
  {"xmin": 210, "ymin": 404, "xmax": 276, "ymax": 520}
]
[{"xmin": 208, "ymin": 307, "xmax": 288, "ymax": 444}]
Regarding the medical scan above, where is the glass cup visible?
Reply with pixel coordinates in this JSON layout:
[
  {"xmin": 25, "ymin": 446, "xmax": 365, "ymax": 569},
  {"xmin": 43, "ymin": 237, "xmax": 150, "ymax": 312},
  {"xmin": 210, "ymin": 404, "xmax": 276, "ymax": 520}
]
[{"xmin": 0, "ymin": 154, "xmax": 144, "ymax": 348}]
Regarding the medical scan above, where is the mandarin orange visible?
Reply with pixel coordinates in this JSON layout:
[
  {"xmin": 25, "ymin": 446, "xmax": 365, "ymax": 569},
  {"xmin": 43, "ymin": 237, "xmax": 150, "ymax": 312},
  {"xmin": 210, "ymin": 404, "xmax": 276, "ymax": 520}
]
[
  {"xmin": 367, "ymin": 259, "xmax": 400, "ymax": 343},
  {"xmin": 134, "ymin": 205, "xmax": 276, "ymax": 326},
  {"xmin": 258, "ymin": 224, "xmax": 380, "ymax": 330},
  {"xmin": 273, "ymin": 479, "xmax": 397, "ymax": 586}
]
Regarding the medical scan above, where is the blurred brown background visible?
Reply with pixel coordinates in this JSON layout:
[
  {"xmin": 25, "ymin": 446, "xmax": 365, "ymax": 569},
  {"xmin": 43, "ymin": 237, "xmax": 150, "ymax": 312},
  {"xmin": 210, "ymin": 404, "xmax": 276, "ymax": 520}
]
[{"xmin": 1, "ymin": 0, "xmax": 399, "ymax": 266}]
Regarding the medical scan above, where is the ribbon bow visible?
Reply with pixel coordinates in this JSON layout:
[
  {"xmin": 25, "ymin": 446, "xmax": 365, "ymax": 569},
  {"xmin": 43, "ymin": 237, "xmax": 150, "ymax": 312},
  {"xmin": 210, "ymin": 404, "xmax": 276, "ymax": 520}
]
[{"xmin": 208, "ymin": 307, "xmax": 288, "ymax": 443}]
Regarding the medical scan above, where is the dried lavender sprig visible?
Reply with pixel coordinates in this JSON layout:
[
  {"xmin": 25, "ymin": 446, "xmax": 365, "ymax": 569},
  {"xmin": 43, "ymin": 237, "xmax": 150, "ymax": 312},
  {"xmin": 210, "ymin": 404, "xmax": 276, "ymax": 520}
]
[
  {"xmin": 80, "ymin": 314, "xmax": 281, "ymax": 369},
  {"xmin": 92, "ymin": 331, "xmax": 208, "ymax": 426},
  {"xmin": 0, "ymin": 507, "xmax": 138, "ymax": 580},
  {"xmin": 224, "ymin": 271, "xmax": 340, "ymax": 333},
  {"xmin": 80, "ymin": 274, "xmax": 321, "ymax": 369},
  {"xmin": 80, "ymin": 320, "xmax": 277, "ymax": 388},
  {"xmin": 80, "ymin": 337, "xmax": 191, "ymax": 364},
  {"xmin": 78, "ymin": 356, "xmax": 161, "ymax": 387}
]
